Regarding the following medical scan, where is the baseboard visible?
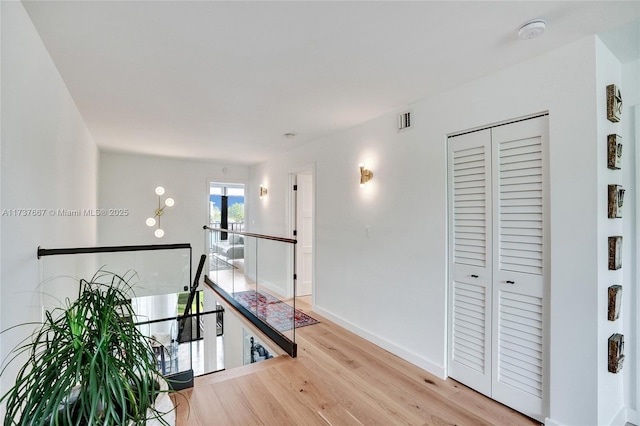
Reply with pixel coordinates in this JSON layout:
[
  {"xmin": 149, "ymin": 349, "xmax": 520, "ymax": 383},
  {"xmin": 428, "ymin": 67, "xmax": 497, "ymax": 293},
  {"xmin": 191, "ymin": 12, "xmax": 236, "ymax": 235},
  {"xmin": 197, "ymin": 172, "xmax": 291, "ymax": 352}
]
[
  {"xmin": 544, "ymin": 407, "xmax": 637, "ymax": 426},
  {"xmin": 624, "ymin": 407, "xmax": 637, "ymax": 425},
  {"xmin": 243, "ymin": 274, "xmax": 291, "ymax": 300},
  {"xmin": 313, "ymin": 305, "xmax": 446, "ymax": 379},
  {"xmin": 611, "ymin": 406, "xmax": 628, "ymax": 426}
]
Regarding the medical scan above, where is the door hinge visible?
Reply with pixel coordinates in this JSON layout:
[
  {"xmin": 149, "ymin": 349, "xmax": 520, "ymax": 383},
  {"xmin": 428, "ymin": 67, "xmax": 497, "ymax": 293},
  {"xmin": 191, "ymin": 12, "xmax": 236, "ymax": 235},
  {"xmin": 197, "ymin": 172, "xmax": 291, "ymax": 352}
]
[
  {"xmin": 293, "ymin": 185, "xmax": 298, "ymax": 191},
  {"xmin": 293, "ymin": 230, "xmax": 297, "ymax": 236},
  {"xmin": 293, "ymin": 274, "xmax": 297, "ymax": 280}
]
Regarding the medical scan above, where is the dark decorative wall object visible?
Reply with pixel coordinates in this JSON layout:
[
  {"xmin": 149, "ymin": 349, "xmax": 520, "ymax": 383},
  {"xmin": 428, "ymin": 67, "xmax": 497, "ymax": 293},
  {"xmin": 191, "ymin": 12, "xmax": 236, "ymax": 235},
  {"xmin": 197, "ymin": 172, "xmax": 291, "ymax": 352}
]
[
  {"xmin": 607, "ymin": 134, "xmax": 622, "ymax": 170},
  {"xmin": 608, "ymin": 285, "xmax": 622, "ymax": 321},
  {"xmin": 608, "ymin": 185, "xmax": 625, "ymax": 218},
  {"xmin": 608, "ymin": 333, "xmax": 624, "ymax": 373},
  {"xmin": 608, "ymin": 236, "xmax": 622, "ymax": 270},
  {"xmin": 607, "ymin": 84, "xmax": 622, "ymax": 123},
  {"xmin": 605, "ymin": 82, "xmax": 623, "ymax": 375}
]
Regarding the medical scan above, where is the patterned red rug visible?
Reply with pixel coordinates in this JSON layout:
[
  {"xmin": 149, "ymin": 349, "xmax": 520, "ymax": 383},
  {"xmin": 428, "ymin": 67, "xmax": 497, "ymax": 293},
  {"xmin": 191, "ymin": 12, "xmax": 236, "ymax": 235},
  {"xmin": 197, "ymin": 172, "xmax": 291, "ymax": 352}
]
[{"xmin": 233, "ymin": 290, "xmax": 319, "ymax": 332}]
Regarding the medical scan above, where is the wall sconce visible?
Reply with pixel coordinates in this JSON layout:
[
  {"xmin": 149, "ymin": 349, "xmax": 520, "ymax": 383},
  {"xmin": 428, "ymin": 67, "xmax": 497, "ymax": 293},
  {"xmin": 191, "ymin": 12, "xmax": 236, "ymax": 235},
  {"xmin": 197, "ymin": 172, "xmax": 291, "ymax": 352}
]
[
  {"xmin": 259, "ymin": 185, "xmax": 268, "ymax": 199},
  {"xmin": 359, "ymin": 164, "xmax": 373, "ymax": 186},
  {"xmin": 146, "ymin": 186, "xmax": 174, "ymax": 238}
]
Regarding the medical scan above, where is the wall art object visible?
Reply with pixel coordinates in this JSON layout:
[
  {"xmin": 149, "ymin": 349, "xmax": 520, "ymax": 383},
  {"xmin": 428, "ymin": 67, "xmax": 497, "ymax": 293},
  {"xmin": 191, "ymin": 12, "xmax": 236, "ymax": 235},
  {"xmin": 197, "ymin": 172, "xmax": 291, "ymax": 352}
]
[
  {"xmin": 607, "ymin": 84, "xmax": 622, "ymax": 123},
  {"xmin": 608, "ymin": 236, "xmax": 622, "ymax": 270},
  {"xmin": 607, "ymin": 134, "xmax": 622, "ymax": 170},
  {"xmin": 608, "ymin": 333, "xmax": 624, "ymax": 373},
  {"xmin": 608, "ymin": 185, "xmax": 625, "ymax": 218},
  {"xmin": 608, "ymin": 285, "xmax": 622, "ymax": 321}
]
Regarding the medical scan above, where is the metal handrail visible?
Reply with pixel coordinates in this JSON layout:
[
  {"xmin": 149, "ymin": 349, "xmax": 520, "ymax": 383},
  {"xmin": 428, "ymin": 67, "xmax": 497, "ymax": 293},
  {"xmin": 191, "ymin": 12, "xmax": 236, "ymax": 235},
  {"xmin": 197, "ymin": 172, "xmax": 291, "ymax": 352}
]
[
  {"xmin": 134, "ymin": 308, "xmax": 223, "ymax": 327},
  {"xmin": 37, "ymin": 243, "xmax": 191, "ymax": 259},
  {"xmin": 203, "ymin": 225, "xmax": 296, "ymax": 244}
]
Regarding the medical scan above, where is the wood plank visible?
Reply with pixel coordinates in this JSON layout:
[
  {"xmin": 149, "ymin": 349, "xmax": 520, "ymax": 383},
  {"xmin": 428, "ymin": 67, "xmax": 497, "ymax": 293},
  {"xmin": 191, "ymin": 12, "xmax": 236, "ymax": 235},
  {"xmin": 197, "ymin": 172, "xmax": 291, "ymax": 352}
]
[
  {"xmin": 234, "ymin": 373, "xmax": 299, "ymax": 425},
  {"xmin": 210, "ymin": 380, "xmax": 266, "ymax": 425},
  {"xmin": 195, "ymin": 354, "xmax": 290, "ymax": 385}
]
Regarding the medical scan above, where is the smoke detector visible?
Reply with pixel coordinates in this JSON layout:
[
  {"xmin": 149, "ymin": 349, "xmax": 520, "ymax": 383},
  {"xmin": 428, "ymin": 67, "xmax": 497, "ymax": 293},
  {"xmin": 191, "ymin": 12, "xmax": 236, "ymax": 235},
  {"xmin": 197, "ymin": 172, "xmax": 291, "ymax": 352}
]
[{"xmin": 518, "ymin": 19, "xmax": 546, "ymax": 40}]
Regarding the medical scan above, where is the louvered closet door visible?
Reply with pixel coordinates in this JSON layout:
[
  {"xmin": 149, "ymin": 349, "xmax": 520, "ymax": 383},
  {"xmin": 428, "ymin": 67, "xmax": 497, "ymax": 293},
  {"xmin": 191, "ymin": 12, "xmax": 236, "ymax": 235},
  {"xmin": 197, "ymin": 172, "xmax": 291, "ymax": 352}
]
[
  {"xmin": 447, "ymin": 129, "xmax": 492, "ymax": 397},
  {"xmin": 447, "ymin": 116, "xmax": 548, "ymax": 422},
  {"xmin": 490, "ymin": 116, "xmax": 547, "ymax": 421}
]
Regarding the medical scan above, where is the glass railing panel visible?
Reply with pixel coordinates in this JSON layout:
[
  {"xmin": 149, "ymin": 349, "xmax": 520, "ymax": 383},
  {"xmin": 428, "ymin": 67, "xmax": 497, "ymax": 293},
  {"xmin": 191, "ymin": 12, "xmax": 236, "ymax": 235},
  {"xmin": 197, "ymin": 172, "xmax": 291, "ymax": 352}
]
[
  {"xmin": 132, "ymin": 297, "xmax": 225, "ymax": 383},
  {"xmin": 204, "ymin": 227, "xmax": 299, "ymax": 355},
  {"xmin": 35, "ymin": 244, "xmax": 218, "ymax": 389},
  {"xmin": 38, "ymin": 245, "xmax": 191, "ymax": 314},
  {"xmin": 197, "ymin": 301, "xmax": 225, "ymax": 375},
  {"xmin": 208, "ymin": 229, "xmax": 243, "ymax": 295},
  {"xmin": 131, "ymin": 294, "xmax": 190, "ymax": 377},
  {"xmin": 249, "ymin": 237, "xmax": 296, "ymax": 341},
  {"xmin": 94, "ymin": 248, "xmax": 191, "ymax": 297},
  {"xmin": 37, "ymin": 255, "xmax": 100, "ymax": 315}
]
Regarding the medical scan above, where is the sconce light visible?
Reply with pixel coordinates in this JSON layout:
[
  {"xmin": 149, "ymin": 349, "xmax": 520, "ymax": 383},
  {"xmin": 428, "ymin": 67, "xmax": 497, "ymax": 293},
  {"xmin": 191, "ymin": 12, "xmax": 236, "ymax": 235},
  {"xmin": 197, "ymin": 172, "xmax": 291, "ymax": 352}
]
[
  {"xmin": 259, "ymin": 185, "xmax": 268, "ymax": 199},
  {"xmin": 359, "ymin": 164, "xmax": 373, "ymax": 186},
  {"xmin": 146, "ymin": 186, "xmax": 174, "ymax": 238}
]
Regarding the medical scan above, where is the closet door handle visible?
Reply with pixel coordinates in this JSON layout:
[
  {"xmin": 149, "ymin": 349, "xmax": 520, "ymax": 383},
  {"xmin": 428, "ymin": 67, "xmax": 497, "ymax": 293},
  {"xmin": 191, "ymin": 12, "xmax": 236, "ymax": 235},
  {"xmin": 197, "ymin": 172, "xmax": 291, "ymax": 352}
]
[
  {"xmin": 506, "ymin": 280, "xmax": 515, "ymax": 285},
  {"xmin": 471, "ymin": 274, "xmax": 479, "ymax": 278}
]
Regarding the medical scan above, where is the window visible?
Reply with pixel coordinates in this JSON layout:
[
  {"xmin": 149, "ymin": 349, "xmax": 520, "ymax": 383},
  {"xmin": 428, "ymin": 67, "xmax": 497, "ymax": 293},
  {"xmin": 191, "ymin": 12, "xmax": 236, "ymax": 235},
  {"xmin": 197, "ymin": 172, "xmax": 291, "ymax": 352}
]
[{"xmin": 209, "ymin": 182, "xmax": 245, "ymax": 238}]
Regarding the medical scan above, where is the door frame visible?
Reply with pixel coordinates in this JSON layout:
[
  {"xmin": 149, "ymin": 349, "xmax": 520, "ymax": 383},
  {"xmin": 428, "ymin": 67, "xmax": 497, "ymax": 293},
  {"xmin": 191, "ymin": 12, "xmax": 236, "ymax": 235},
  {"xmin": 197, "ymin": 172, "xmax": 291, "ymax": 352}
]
[{"xmin": 288, "ymin": 163, "xmax": 316, "ymax": 306}]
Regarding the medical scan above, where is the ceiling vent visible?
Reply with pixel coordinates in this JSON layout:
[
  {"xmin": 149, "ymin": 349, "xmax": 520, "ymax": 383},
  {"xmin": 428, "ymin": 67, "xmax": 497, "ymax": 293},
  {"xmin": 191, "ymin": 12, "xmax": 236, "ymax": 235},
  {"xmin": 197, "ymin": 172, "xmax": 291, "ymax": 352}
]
[{"xmin": 398, "ymin": 110, "xmax": 412, "ymax": 132}]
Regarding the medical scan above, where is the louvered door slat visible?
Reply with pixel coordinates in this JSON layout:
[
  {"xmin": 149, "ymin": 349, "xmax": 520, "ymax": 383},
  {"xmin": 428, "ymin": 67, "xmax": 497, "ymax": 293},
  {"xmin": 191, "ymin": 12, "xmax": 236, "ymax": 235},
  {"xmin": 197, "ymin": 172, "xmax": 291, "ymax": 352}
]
[
  {"xmin": 500, "ymin": 225, "xmax": 541, "ymax": 235},
  {"xmin": 501, "ymin": 190, "xmax": 542, "ymax": 199},
  {"xmin": 500, "ymin": 340, "xmax": 542, "ymax": 361},
  {"xmin": 456, "ymin": 219, "xmax": 488, "ymax": 227},
  {"xmin": 500, "ymin": 168, "xmax": 542, "ymax": 180}
]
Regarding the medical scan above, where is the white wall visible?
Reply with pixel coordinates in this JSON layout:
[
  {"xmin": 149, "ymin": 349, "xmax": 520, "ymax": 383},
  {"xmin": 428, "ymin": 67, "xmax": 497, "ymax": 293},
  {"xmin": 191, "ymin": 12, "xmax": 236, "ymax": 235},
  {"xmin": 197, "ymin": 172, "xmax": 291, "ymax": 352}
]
[
  {"xmin": 621, "ymin": 57, "xmax": 640, "ymax": 424},
  {"xmin": 98, "ymin": 152, "xmax": 249, "ymax": 274},
  {"xmin": 248, "ymin": 36, "xmax": 625, "ymax": 425},
  {"xmin": 0, "ymin": 0, "xmax": 98, "ymax": 395},
  {"xmin": 0, "ymin": 0, "xmax": 4, "ymax": 379},
  {"xmin": 595, "ymin": 38, "xmax": 626, "ymax": 426}
]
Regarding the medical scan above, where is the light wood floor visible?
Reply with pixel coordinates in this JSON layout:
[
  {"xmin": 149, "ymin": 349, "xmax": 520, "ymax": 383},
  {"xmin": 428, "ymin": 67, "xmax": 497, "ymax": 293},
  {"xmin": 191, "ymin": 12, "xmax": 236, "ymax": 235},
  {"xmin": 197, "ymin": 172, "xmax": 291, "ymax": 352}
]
[{"xmin": 172, "ymin": 298, "xmax": 540, "ymax": 426}]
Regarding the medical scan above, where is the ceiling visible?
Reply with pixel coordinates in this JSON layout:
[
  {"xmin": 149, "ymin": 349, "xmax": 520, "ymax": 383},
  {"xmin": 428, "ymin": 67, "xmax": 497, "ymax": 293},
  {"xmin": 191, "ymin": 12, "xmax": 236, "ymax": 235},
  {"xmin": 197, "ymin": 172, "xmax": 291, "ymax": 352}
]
[{"xmin": 22, "ymin": 1, "xmax": 640, "ymax": 165}]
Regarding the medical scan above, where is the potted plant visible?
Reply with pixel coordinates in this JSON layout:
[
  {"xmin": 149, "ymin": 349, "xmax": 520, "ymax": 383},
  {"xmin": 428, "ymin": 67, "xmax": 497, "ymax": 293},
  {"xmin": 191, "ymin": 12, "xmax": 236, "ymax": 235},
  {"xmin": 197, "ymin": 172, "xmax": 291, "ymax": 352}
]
[{"xmin": 0, "ymin": 270, "xmax": 175, "ymax": 425}]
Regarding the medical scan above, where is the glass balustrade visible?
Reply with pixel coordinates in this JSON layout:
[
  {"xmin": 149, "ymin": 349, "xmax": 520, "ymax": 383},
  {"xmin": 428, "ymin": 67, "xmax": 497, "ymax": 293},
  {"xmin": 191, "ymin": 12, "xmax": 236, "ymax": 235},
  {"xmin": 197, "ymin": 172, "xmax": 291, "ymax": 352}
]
[
  {"xmin": 36, "ymin": 243, "xmax": 224, "ymax": 388},
  {"xmin": 204, "ymin": 226, "xmax": 299, "ymax": 356}
]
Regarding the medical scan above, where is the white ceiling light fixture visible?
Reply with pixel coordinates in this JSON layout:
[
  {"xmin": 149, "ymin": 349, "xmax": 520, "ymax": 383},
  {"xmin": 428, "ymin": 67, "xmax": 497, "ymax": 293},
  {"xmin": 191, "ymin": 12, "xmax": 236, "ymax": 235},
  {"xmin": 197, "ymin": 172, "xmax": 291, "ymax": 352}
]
[{"xmin": 518, "ymin": 19, "xmax": 546, "ymax": 40}]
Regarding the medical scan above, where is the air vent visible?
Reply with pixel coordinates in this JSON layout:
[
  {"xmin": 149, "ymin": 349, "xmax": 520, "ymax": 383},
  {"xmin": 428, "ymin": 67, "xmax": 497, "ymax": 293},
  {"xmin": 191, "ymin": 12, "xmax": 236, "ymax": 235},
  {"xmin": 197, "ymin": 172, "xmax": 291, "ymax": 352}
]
[{"xmin": 398, "ymin": 110, "xmax": 412, "ymax": 132}]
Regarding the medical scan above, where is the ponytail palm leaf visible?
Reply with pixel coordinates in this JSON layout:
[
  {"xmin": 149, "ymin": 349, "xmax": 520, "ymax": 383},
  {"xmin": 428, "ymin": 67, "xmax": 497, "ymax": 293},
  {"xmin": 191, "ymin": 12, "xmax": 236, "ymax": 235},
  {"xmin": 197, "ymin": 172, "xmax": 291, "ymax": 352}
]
[{"xmin": 0, "ymin": 270, "xmax": 171, "ymax": 425}]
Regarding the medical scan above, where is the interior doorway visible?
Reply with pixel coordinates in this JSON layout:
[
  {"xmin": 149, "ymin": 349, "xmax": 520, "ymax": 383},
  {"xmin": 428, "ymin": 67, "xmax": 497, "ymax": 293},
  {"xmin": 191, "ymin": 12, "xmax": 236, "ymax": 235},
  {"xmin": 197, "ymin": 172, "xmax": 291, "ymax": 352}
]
[{"xmin": 291, "ymin": 168, "xmax": 314, "ymax": 302}]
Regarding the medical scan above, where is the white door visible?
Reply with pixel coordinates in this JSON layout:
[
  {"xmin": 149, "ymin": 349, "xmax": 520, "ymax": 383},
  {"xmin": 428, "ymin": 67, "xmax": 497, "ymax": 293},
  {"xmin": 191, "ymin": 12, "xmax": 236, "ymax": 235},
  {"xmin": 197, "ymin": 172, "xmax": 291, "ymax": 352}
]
[
  {"xmin": 448, "ymin": 128, "xmax": 493, "ymax": 397},
  {"xmin": 448, "ymin": 116, "xmax": 548, "ymax": 422},
  {"xmin": 296, "ymin": 173, "xmax": 313, "ymax": 297},
  {"xmin": 490, "ymin": 117, "xmax": 547, "ymax": 420}
]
